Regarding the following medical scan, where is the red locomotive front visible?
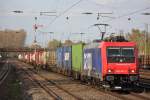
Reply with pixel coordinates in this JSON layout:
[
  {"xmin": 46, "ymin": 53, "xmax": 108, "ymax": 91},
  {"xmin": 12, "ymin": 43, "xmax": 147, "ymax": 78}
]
[{"xmin": 101, "ymin": 42, "xmax": 139, "ymax": 90}]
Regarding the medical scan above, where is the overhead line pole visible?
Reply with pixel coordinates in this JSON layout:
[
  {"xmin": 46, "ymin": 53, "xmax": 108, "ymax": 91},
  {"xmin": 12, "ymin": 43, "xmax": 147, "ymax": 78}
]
[{"xmin": 34, "ymin": 17, "xmax": 37, "ymax": 43}]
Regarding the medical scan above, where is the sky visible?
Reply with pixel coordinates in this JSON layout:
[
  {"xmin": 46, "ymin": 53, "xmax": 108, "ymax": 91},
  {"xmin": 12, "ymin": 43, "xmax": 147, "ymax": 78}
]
[{"xmin": 0, "ymin": 0, "xmax": 150, "ymax": 47}]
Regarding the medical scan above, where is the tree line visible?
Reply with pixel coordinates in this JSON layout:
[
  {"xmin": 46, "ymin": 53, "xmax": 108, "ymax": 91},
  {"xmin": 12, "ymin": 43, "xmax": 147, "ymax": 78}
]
[{"xmin": 126, "ymin": 29, "xmax": 150, "ymax": 55}]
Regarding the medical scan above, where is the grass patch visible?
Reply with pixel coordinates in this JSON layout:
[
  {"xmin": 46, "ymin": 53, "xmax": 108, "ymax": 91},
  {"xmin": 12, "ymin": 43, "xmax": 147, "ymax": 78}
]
[{"xmin": 8, "ymin": 79, "xmax": 22, "ymax": 100}]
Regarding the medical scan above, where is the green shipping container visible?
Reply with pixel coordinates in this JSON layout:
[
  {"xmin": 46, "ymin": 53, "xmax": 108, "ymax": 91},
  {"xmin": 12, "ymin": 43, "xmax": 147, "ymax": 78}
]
[{"xmin": 72, "ymin": 43, "xmax": 84, "ymax": 72}]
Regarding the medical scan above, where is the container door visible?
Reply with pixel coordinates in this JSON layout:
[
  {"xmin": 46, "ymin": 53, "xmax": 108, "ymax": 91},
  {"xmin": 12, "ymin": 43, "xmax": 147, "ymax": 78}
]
[
  {"xmin": 92, "ymin": 48, "xmax": 102, "ymax": 79},
  {"xmin": 72, "ymin": 44, "xmax": 83, "ymax": 72},
  {"xmin": 63, "ymin": 46, "xmax": 71, "ymax": 70},
  {"xmin": 56, "ymin": 48, "xmax": 63, "ymax": 68},
  {"xmin": 84, "ymin": 49, "xmax": 92, "ymax": 76}
]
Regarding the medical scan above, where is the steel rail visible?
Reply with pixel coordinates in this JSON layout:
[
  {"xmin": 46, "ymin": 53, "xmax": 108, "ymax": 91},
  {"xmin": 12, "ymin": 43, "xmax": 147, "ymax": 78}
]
[
  {"xmin": 23, "ymin": 68, "xmax": 62, "ymax": 100},
  {"xmin": 0, "ymin": 60, "xmax": 11, "ymax": 85},
  {"xmin": 29, "ymin": 68, "xmax": 84, "ymax": 100}
]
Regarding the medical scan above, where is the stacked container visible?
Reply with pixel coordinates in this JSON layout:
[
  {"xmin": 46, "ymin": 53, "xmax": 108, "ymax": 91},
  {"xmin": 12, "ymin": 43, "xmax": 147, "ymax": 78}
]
[
  {"xmin": 18, "ymin": 54, "xmax": 23, "ymax": 60},
  {"xmin": 41, "ymin": 51, "xmax": 50, "ymax": 68},
  {"xmin": 25, "ymin": 52, "xmax": 30, "ymax": 63},
  {"xmin": 22, "ymin": 52, "xmax": 26, "ymax": 62},
  {"xmin": 37, "ymin": 51, "xmax": 43, "ymax": 66},
  {"xmin": 47, "ymin": 49, "xmax": 56, "ymax": 71},
  {"xmin": 56, "ymin": 47, "xmax": 63, "ymax": 73},
  {"xmin": 29, "ymin": 52, "xmax": 32, "ymax": 63},
  {"xmin": 62, "ymin": 46, "xmax": 72, "ymax": 75},
  {"xmin": 72, "ymin": 43, "xmax": 84, "ymax": 79},
  {"xmin": 83, "ymin": 42, "xmax": 102, "ymax": 80}
]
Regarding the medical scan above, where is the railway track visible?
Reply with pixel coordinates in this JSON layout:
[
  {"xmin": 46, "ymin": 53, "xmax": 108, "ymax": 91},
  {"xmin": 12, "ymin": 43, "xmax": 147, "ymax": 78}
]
[
  {"xmin": 36, "ymin": 70, "xmax": 150, "ymax": 100},
  {"xmin": 83, "ymin": 82, "xmax": 150, "ymax": 100},
  {"xmin": 23, "ymin": 68, "xmax": 63, "ymax": 100},
  {"xmin": 130, "ymin": 92, "xmax": 150, "ymax": 100},
  {"xmin": 26, "ymin": 69, "xmax": 149, "ymax": 100},
  {"xmin": 30, "ymin": 69, "xmax": 84, "ymax": 100},
  {"xmin": 15, "ymin": 61, "xmax": 121, "ymax": 100},
  {"xmin": 20, "ymin": 65, "xmax": 85, "ymax": 100},
  {"xmin": 118, "ymin": 92, "xmax": 150, "ymax": 100},
  {"xmin": 139, "ymin": 69, "xmax": 150, "ymax": 90},
  {"xmin": 15, "ymin": 60, "xmax": 150, "ymax": 100},
  {"xmin": 138, "ymin": 78, "xmax": 150, "ymax": 91},
  {"xmin": 0, "ymin": 60, "xmax": 11, "ymax": 86}
]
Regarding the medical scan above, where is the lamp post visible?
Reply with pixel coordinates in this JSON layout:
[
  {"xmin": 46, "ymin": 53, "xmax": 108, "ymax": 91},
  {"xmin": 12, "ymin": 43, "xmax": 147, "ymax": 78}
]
[{"xmin": 34, "ymin": 17, "xmax": 38, "ymax": 43}]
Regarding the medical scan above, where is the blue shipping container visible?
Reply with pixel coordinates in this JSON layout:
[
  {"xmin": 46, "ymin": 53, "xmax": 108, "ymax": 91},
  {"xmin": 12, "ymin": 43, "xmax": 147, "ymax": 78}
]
[
  {"xmin": 62, "ymin": 46, "xmax": 72, "ymax": 70},
  {"xmin": 56, "ymin": 47, "xmax": 63, "ymax": 68},
  {"xmin": 83, "ymin": 49, "xmax": 93, "ymax": 76},
  {"xmin": 84, "ymin": 46, "xmax": 102, "ymax": 79},
  {"xmin": 92, "ymin": 48, "xmax": 102, "ymax": 79}
]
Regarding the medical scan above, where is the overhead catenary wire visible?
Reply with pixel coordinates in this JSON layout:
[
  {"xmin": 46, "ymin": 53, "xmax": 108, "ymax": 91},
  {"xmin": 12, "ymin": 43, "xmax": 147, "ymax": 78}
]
[
  {"xmin": 87, "ymin": 6, "xmax": 150, "ymax": 31},
  {"xmin": 118, "ymin": 7, "xmax": 150, "ymax": 18},
  {"xmin": 105, "ymin": 6, "xmax": 150, "ymax": 22},
  {"xmin": 66, "ymin": 0, "xmax": 150, "ymax": 34},
  {"xmin": 44, "ymin": 0, "xmax": 84, "ymax": 29}
]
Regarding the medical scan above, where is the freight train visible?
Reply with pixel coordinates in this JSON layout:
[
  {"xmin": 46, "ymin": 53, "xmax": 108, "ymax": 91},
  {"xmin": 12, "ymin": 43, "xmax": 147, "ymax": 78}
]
[{"xmin": 18, "ymin": 41, "xmax": 139, "ymax": 90}]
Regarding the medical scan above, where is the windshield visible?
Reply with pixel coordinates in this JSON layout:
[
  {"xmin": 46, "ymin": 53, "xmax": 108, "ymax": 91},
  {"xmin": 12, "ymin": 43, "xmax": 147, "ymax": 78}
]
[
  {"xmin": 122, "ymin": 48, "xmax": 134, "ymax": 57},
  {"xmin": 107, "ymin": 48, "xmax": 120, "ymax": 56},
  {"xmin": 107, "ymin": 47, "xmax": 135, "ymax": 63}
]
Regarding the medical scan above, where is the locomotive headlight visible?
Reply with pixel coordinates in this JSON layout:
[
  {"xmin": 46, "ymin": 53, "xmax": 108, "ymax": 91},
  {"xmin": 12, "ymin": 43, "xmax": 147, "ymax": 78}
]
[
  {"xmin": 131, "ymin": 70, "xmax": 135, "ymax": 73},
  {"xmin": 108, "ymin": 69, "xmax": 112, "ymax": 73},
  {"xmin": 131, "ymin": 69, "xmax": 135, "ymax": 73}
]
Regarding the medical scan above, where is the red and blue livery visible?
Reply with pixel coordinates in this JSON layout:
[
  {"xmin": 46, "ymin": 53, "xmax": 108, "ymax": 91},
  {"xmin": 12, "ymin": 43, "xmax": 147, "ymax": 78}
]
[{"xmin": 83, "ymin": 41, "xmax": 139, "ymax": 90}]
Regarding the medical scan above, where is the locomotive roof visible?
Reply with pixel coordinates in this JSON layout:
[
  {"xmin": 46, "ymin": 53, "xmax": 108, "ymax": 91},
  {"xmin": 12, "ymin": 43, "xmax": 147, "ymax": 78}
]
[{"xmin": 84, "ymin": 41, "xmax": 136, "ymax": 49}]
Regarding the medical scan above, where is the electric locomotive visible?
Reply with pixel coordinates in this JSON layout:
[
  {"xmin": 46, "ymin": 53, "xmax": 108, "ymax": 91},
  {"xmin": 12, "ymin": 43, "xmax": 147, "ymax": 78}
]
[
  {"xmin": 83, "ymin": 37, "xmax": 139, "ymax": 90},
  {"xmin": 101, "ymin": 42, "xmax": 139, "ymax": 89}
]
